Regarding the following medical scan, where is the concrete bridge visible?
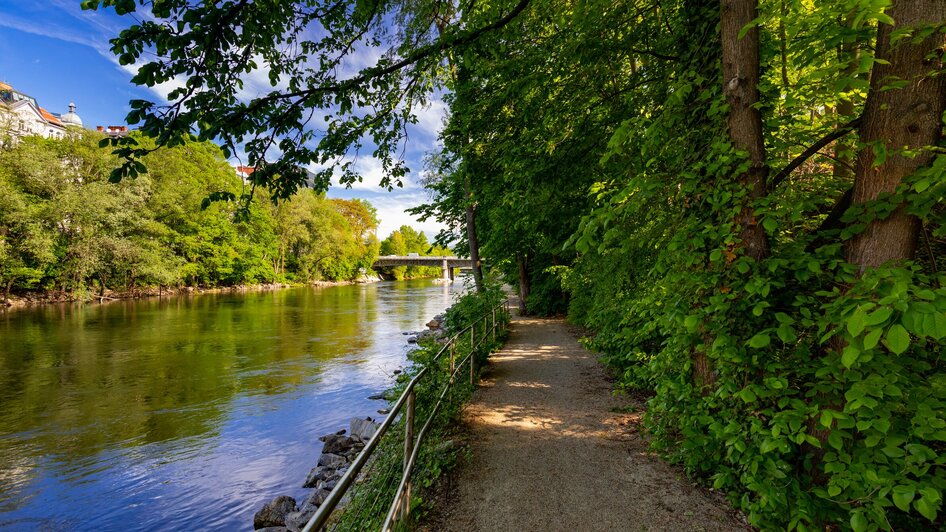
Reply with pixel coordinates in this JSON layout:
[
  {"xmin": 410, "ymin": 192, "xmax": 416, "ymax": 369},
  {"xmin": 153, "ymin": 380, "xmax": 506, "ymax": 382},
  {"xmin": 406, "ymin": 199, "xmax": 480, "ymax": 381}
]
[{"xmin": 372, "ymin": 255, "xmax": 473, "ymax": 281}]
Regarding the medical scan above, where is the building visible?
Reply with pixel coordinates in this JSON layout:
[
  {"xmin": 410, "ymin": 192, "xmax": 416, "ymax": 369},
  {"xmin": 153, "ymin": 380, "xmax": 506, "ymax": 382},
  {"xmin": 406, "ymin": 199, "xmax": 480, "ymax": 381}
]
[
  {"xmin": 0, "ymin": 82, "xmax": 83, "ymax": 140},
  {"xmin": 235, "ymin": 165, "xmax": 256, "ymax": 179},
  {"xmin": 96, "ymin": 125, "xmax": 130, "ymax": 137}
]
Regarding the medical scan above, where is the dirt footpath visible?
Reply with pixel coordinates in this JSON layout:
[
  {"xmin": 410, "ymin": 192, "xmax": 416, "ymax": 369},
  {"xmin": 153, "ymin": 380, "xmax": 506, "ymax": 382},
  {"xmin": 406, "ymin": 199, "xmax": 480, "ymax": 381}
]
[{"xmin": 426, "ymin": 315, "xmax": 745, "ymax": 532}]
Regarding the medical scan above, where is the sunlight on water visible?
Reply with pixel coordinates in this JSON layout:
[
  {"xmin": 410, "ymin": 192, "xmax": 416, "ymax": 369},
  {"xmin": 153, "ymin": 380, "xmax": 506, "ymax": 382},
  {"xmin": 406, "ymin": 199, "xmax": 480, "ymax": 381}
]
[{"xmin": 0, "ymin": 279, "xmax": 465, "ymax": 531}]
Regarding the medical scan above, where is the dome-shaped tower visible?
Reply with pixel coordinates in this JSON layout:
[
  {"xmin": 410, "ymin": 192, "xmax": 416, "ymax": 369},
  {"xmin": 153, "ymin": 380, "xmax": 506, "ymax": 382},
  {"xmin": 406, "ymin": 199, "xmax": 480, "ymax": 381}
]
[{"xmin": 60, "ymin": 102, "xmax": 83, "ymax": 128}]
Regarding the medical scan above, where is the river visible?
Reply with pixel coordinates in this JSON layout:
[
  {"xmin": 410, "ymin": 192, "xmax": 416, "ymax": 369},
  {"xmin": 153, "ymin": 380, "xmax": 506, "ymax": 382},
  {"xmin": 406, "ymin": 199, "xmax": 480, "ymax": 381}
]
[{"xmin": 0, "ymin": 279, "xmax": 464, "ymax": 531}]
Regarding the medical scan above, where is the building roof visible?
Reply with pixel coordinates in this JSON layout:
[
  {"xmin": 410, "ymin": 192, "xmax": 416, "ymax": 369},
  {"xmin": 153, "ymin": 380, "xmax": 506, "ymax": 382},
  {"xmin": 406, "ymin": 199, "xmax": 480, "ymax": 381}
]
[
  {"xmin": 38, "ymin": 107, "xmax": 63, "ymax": 127},
  {"xmin": 235, "ymin": 165, "xmax": 255, "ymax": 176},
  {"xmin": 0, "ymin": 82, "xmax": 11, "ymax": 91}
]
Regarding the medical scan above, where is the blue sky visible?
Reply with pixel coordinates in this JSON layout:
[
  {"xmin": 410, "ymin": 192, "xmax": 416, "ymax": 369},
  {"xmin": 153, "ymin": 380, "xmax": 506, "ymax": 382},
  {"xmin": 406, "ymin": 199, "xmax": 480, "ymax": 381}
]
[{"xmin": 0, "ymin": 1, "xmax": 447, "ymax": 239}]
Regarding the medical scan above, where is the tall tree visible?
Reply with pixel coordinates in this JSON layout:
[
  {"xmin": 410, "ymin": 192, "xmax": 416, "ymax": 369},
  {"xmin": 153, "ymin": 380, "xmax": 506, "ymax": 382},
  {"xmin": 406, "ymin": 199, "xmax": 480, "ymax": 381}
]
[{"xmin": 846, "ymin": 1, "xmax": 946, "ymax": 270}]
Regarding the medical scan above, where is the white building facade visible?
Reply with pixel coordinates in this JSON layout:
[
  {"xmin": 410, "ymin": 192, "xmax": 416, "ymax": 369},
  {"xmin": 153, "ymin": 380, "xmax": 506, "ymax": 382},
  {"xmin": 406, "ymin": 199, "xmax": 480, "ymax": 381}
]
[{"xmin": 0, "ymin": 82, "xmax": 82, "ymax": 140}]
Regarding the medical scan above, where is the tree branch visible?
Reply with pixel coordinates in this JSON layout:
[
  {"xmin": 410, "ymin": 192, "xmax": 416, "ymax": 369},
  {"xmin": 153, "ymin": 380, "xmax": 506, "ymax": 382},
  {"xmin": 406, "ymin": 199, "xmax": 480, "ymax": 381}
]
[
  {"xmin": 769, "ymin": 116, "xmax": 862, "ymax": 189},
  {"xmin": 243, "ymin": 0, "xmax": 532, "ymax": 113}
]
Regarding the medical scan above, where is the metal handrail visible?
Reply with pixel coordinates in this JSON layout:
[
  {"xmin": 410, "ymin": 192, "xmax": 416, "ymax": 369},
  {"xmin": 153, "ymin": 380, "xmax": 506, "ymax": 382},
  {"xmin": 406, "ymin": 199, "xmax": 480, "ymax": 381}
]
[{"xmin": 301, "ymin": 299, "xmax": 511, "ymax": 532}]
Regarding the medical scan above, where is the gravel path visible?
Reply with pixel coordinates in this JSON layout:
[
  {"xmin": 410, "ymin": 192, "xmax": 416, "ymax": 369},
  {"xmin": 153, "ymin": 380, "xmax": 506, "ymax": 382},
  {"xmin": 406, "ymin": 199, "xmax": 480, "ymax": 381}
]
[{"xmin": 428, "ymin": 314, "xmax": 745, "ymax": 531}]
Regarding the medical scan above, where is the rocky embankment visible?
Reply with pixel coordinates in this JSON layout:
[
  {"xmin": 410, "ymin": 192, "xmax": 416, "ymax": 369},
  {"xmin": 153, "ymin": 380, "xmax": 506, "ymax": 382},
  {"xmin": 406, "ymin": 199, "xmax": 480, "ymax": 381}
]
[
  {"xmin": 253, "ymin": 417, "xmax": 382, "ymax": 531},
  {"xmin": 252, "ymin": 313, "xmax": 448, "ymax": 531}
]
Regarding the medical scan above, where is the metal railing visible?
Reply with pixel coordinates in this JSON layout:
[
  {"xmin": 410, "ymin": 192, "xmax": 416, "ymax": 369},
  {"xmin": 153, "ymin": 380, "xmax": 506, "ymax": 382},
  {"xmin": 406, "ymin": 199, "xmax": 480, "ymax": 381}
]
[{"xmin": 302, "ymin": 299, "xmax": 511, "ymax": 532}]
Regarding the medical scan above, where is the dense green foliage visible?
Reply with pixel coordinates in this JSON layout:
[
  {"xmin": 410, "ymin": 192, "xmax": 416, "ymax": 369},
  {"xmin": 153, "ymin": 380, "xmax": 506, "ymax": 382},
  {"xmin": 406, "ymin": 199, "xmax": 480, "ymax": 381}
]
[
  {"xmin": 89, "ymin": 0, "xmax": 945, "ymax": 529},
  {"xmin": 378, "ymin": 225, "xmax": 452, "ymax": 280},
  {"xmin": 0, "ymin": 131, "xmax": 379, "ymax": 298},
  {"xmin": 413, "ymin": 2, "xmax": 946, "ymax": 530}
]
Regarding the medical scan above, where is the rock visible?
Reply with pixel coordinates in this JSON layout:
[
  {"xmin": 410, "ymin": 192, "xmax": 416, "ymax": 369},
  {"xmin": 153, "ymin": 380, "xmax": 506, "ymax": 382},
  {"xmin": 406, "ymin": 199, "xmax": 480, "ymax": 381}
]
[
  {"xmin": 317, "ymin": 453, "xmax": 349, "ymax": 469},
  {"xmin": 254, "ymin": 495, "xmax": 297, "ymax": 529},
  {"xmin": 367, "ymin": 393, "xmax": 385, "ymax": 400},
  {"xmin": 407, "ymin": 336, "xmax": 418, "ymax": 344},
  {"xmin": 342, "ymin": 445, "xmax": 362, "ymax": 459},
  {"xmin": 285, "ymin": 498, "xmax": 321, "ymax": 532},
  {"xmin": 318, "ymin": 429, "xmax": 345, "ymax": 442},
  {"xmin": 350, "ymin": 417, "xmax": 380, "ymax": 442},
  {"xmin": 377, "ymin": 408, "xmax": 391, "ymax": 415},
  {"xmin": 392, "ymin": 369, "xmax": 402, "ymax": 375},
  {"xmin": 426, "ymin": 319, "xmax": 440, "ymax": 330},
  {"xmin": 257, "ymin": 528, "xmax": 289, "ymax": 532},
  {"xmin": 302, "ymin": 465, "xmax": 335, "ymax": 488},
  {"xmin": 321, "ymin": 434, "xmax": 357, "ymax": 455},
  {"xmin": 285, "ymin": 489, "xmax": 333, "ymax": 532}
]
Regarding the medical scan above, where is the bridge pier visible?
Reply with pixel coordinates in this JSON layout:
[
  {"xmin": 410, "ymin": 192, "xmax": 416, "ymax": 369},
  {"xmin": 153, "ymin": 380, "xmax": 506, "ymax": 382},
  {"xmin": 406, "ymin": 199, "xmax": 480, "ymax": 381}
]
[{"xmin": 442, "ymin": 258, "xmax": 450, "ymax": 283}]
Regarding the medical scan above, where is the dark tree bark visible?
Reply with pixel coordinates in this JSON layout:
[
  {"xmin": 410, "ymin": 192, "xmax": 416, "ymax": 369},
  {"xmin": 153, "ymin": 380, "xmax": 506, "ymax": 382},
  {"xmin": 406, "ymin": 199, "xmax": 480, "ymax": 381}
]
[
  {"xmin": 516, "ymin": 252, "xmax": 530, "ymax": 315},
  {"xmin": 436, "ymin": 10, "xmax": 486, "ymax": 294},
  {"xmin": 846, "ymin": 1, "xmax": 946, "ymax": 271},
  {"xmin": 465, "ymin": 181, "xmax": 485, "ymax": 293},
  {"xmin": 722, "ymin": 0, "xmax": 769, "ymax": 262},
  {"xmin": 682, "ymin": 0, "xmax": 722, "ymax": 392}
]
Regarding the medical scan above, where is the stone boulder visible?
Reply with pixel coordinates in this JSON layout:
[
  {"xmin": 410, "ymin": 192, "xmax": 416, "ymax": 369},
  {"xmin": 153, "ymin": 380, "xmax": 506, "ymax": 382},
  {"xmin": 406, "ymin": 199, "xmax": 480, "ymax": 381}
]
[
  {"xmin": 302, "ymin": 465, "xmax": 335, "ymax": 489},
  {"xmin": 254, "ymin": 495, "xmax": 297, "ymax": 529},
  {"xmin": 349, "ymin": 417, "xmax": 381, "ymax": 442},
  {"xmin": 321, "ymin": 434, "xmax": 358, "ymax": 455},
  {"xmin": 317, "ymin": 452, "xmax": 348, "ymax": 469}
]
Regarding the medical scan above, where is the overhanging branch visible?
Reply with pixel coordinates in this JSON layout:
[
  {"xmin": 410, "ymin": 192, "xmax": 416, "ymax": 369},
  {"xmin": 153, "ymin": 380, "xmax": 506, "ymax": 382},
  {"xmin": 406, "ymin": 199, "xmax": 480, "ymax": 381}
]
[{"xmin": 769, "ymin": 116, "xmax": 862, "ymax": 189}]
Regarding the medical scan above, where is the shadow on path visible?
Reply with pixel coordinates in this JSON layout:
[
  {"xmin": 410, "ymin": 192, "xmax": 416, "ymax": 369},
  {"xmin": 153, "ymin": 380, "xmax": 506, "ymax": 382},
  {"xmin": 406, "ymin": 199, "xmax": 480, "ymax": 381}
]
[{"xmin": 428, "ymin": 314, "xmax": 745, "ymax": 532}]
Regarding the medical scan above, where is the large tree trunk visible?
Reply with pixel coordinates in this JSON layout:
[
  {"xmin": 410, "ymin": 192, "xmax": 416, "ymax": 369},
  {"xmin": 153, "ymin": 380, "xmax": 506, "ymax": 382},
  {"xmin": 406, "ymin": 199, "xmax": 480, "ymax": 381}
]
[
  {"xmin": 465, "ymin": 180, "xmax": 485, "ymax": 293},
  {"xmin": 846, "ymin": 1, "xmax": 946, "ymax": 270},
  {"xmin": 722, "ymin": 0, "xmax": 769, "ymax": 261},
  {"xmin": 682, "ymin": 0, "xmax": 722, "ymax": 392},
  {"xmin": 436, "ymin": 12, "xmax": 485, "ymax": 294},
  {"xmin": 692, "ymin": 0, "xmax": 769, "ymax": 392},
  {"xmin": 516, "ymin": 252, "xmax": 530, "ymax": 315}
]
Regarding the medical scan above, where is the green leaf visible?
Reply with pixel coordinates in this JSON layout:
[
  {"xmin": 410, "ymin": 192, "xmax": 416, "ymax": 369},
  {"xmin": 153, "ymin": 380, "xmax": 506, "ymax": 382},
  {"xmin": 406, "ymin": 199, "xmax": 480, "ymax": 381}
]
[
  {"xmin": 864, "ymin": 328, "xmax": 883, "ymax": 350},
  {"xmin": 847, "ymin": 307, "xmax": 867, "ymax": 337},
  {"xmin": 915, "ymin": 495, "xmax": 939, "ymax": 521},
  {"xmin": 850, "ymin": 510, "xmax": 868, "ymax": 532},
  {"xmin": 884, "ymin": 324, "xmax": 910, "ymax": 354},
  {"xmin": 892, "ymin": 486, "xmax": 915, "ymax": 512},
  {"xmin": 748, "ymin": 333, "xmax": 770, "ymax": 349},
  {"xmin": 841, "ymin": 345, "xmax": 860, "ymax": 368},
  {"xmin": 865, "ymin": 307, "xmax": 893, "ymax": 326}
]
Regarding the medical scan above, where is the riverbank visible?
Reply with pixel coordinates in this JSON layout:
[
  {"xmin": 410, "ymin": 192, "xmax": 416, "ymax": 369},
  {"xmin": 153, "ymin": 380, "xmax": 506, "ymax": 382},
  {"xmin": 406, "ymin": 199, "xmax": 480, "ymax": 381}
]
[
  {"xmin": 0, "ymin": 279, "xmax": 461, "ymax": 531},
  {"xmin": 0, "ymin": 275, "xmax": 384, "ymax": 310}
]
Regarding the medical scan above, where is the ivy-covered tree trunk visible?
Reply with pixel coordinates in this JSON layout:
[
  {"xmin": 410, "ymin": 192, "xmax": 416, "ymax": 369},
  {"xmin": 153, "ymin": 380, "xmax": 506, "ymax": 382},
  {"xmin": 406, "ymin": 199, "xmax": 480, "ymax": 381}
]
[
  {"xmin": 721, "ymin": 0, "xmax": 769, "ymax": 262},
  {"xmin": 846, "ymin": 1, "xmax": 946, "ymax": 270}
]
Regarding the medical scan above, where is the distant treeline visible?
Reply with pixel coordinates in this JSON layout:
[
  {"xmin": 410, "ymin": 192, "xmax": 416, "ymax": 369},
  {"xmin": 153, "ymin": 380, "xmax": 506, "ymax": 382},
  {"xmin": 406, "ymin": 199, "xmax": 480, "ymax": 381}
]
[
  {"xmin": 0, "ymin": 131, "xmax": 381, "ymax": 298},
  {"xmin": 377, "ymin": 225, "xmax": 451, "ymax": 280}
]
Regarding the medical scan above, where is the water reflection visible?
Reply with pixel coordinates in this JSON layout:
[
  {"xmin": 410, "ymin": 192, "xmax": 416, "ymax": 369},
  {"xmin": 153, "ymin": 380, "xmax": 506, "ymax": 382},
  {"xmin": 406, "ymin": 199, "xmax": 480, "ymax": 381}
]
[{"xmin": 0, "ymin": 279, "xmax": 464, "ymax": 530}]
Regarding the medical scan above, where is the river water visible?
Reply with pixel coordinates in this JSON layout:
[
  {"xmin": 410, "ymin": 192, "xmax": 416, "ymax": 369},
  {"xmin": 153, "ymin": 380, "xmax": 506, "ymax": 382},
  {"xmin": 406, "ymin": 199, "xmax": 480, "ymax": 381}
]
[{"xmin": 0, "ymin": 280, "xmax": 464, "ymax": 531}]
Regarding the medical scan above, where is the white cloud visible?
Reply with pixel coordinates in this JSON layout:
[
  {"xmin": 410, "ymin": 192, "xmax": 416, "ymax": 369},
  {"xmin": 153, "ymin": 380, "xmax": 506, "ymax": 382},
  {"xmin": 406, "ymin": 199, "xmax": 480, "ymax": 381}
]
[
  {"xmin": 320, "ymin": 155, "xmax": 421, "ymax": 191},
  {"xmin": 412, "ymin": 98, "xmax": 448, "ymax": 139},
  {"xmin": 367, "ymin": 192, "xmax": 445, "ymax": 240}
]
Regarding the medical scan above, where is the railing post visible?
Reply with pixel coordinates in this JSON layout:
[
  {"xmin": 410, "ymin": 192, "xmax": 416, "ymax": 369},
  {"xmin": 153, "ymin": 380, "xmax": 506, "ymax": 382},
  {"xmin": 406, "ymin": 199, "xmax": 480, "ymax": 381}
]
[
  {"xmin": 449, "ymin": 342, "xmax": 456, "ymax": 384},
  {"xmin": 470, "ymin": 352, "xmax": 475, "ymax": 386},
  {"xmin": 470, "ymin": 323, "xmax": 475, "ymax": 349},
  {"xmin": 491, "ymin": 308, "xmax": 496, "ymax": 343},
  {"xmin": 401, "ymin": 390, "xmax": 415, "ymax": 523}
]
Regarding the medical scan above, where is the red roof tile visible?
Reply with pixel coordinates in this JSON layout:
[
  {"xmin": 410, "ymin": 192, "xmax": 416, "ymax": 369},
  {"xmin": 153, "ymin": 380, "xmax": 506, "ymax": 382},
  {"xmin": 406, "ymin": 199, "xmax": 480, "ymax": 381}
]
[{"xmin": 39, "ymin": 107, "xmax": 63, "ymax": 126}]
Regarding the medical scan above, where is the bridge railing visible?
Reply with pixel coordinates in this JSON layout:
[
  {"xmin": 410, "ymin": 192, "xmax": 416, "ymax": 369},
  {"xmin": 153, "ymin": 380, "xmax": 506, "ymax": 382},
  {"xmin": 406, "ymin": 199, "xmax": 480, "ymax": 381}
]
[{"xmin": 302, "ymin": 299, "xmax": 511, "ymax": 532}]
